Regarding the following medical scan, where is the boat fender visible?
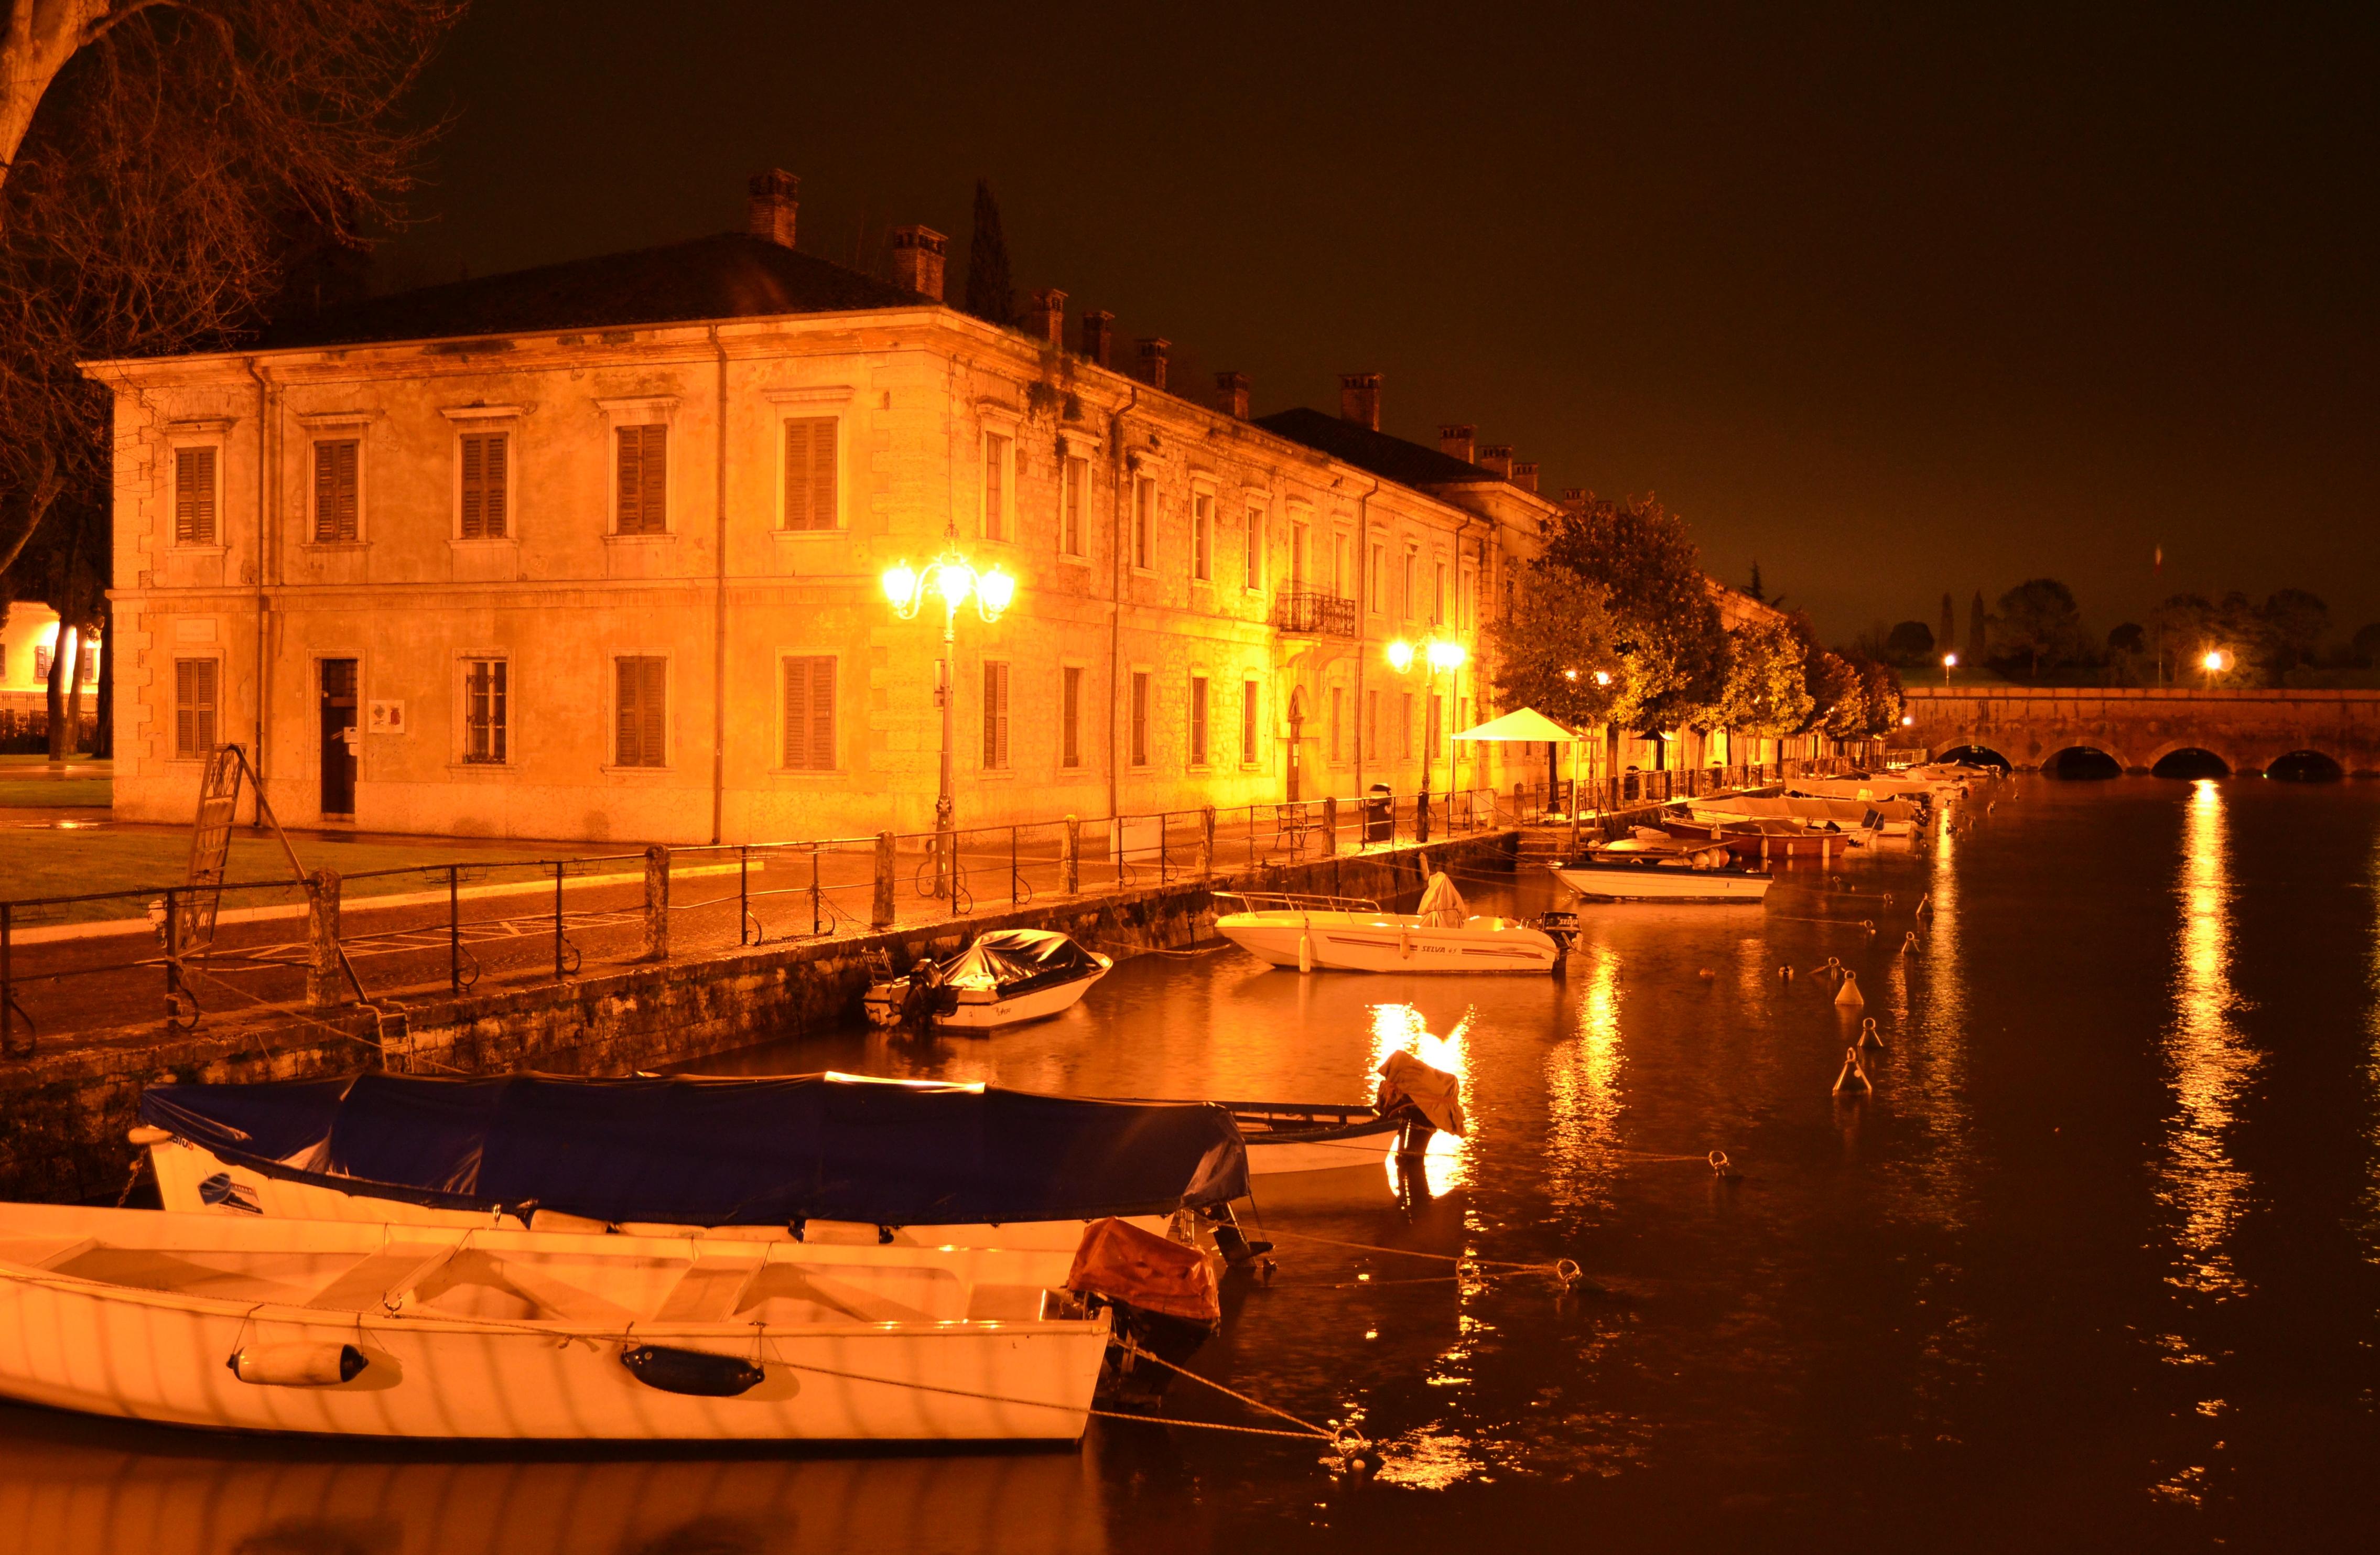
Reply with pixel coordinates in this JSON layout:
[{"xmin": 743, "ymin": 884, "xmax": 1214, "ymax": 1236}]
[
  {"xmin": 1833, "ymin": 1048, "xmax": 1872, "ymax": 1095},
  {"xmin": 228, "ymin": 1342, "xmax": 366, "ymax": 1387},
  {"xmin": 1859, "ymin": 1017, "xmax": 1887, "ymax": 1050},
  {"xmin": 1834, "ymin": 971, "xmax": 1864, "ymax": 1008},
  {"xmin": 1778, "ymin": 965, "xmax": 1794, "ymax": 980},
  {"xmin": 1697, "ymin": 967, "xmax": 1714, "ymax": 981},
  {"xmin": 1398, "ymin": 928, "xmax": 1411, "ymax": 960},
  {"xmin": 1298, "ymin": 932, "xmax": 1314, "ymax": 974},
  {"xmin": 1328, "ymin": 1424, "xmax": 1377, "ymax": 1476},
  {"xmin": 619, "ymin": 1344, "xmax": 765, "ymax": 1398}
]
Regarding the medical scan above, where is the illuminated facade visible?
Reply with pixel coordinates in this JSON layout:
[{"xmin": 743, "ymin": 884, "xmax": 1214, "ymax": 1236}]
[{"xmin": 87, "ymin": 172, "xmax": 1560, "ymax": 843}]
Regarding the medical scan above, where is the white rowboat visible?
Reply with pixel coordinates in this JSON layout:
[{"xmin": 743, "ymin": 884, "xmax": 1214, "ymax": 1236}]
[
  {"xmin": 1213, "ymin": 890, "xmax": 1560, "ymax": 974},
  {"xmin": 0, "ymin": 1201, "xmax": 1109, "ymax": 1442}
]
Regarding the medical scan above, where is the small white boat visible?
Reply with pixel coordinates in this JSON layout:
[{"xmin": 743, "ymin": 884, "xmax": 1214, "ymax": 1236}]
[
  {"xmin": 0, "ymin": 1201, "xmax": 1111, "ymax": 1442},
  {"xmin": 1213, "ymin": 877, "xmax": 1562, "ymax": 974},
  {"xmin": 1227, "ymin": 1103, "xmax": 1413, "ymax": 1173},
  {"xmin": 864, "ymin": 929, "xmax": 1112, "ymax": 1032},
  {"xmin": 1552, "ymin": 838, "xmax": 1773, "ymax": 903}
]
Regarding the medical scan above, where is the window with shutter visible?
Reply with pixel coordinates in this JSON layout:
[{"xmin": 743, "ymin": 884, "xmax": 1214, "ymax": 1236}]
[
  {"xmin": 464, "ymin": 660, "xmax": 507, "ymax": 763},
  {"xmin": 174, "ymin": 658, "xmax": 219, "ymax": 759},
  {"xmin": 312, "ymin": 440, "xmax": 359, "ymax": 543},
  {"xmin": 1400, "ymin": 692, "xmax": 1413, "ymax": 759},
  {"xmin": 781, "ymin": 656, "xmax": 836, "ymax": 769},
  {"xmin": 174, "ymin": 447, "xmax": 217, "ymax": 546},
  {"xmin": 1061, "ymin": 666, "xmax": 1082, "ymax": 768},
  {"xmin": 616, "ymin": 426, "xmax": 667, "ymax": 534},
  {"xmin": 1061, "ymin": 457, "xmax": 1088, "ymax": 556},
  {"xmin": 1189, "ymin": 677, "xmax": 1209, "ymax": 766},
  {"xmin": 1132, "ymin": 479, "xmax": 1154, "ymax": 570},
  {"xmin": 1329, "ymin": 687, "xmax": 1343, "ymax": 763},
  {"xmin": 614, "ymin": 656, "xmax": 667, "ymax": 766},
  {"xmin": 1130, "ymin": 673, "xmax": 1150, "ymax": 767},
  {"xmin": 1191, "ymin": 493, "xmax": 1211, "ymax": 580},
  {"xmin": 459, "ymin": 433, "xmax": 509, "ymax": 539},
  {"xmin": 1245, "ymin": 511, "xmax": 1263, "ymax": 590},
  {"xmin": 1366, "ymin": 690, "xmax": 1379, "ymax": 760},
  {"xmin": 982, "ymin": 433, "xmax": 1009, "ymax": 542},
  {"xmin": 981, "ymin": 661, "xmax": 1010, "ymax": 770},
  {"xmin": 782, "ymin": 418, "xmax": 837, "ymax": 531},
  {"xmin": 1242, "ymin": 681, "xmax": 1261, "ymax": 765}
]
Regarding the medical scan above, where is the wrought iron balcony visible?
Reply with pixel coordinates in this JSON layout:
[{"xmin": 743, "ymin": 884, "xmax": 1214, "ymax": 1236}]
[{"xmin": 1270, "ymin": 590, "xmax": 1358, "ymax": 639}]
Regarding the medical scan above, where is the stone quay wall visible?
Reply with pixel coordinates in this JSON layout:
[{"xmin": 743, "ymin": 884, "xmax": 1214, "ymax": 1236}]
[{"xmin": 0, "ymin": 832, "xmax": 1518, "ymax": 1204}]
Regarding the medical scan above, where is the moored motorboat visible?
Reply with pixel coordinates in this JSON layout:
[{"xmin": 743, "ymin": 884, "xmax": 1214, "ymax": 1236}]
[
  {"xmin": 1664, "ymin": 814, "xmax": 1851, "ymax": 863},
  {"xmin": 1213, "ymin": 877, "xmax": 1562, "ymax": 974},
  {"xmin": 1551, "ymin": 837, "xmax": 1773, "ymax": 902},
  {"xmin": 1225, "ymin": 1102, "xmax": 1410, "ymax": 1173},
  {"xmin": 0, "ymin": 1200, "xmax": 1113, "ymax": 1441},
  {"xmin": 863, "ymin": 929, "xmax": 1112, "ymax": 1032}
]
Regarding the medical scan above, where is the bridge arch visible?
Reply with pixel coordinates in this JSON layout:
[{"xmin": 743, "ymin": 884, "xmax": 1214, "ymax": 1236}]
[
  {"xmin": 2042, "ymin": 744, "xmax": 2126, "ymax": 779},
  {"xmin": 2266, "ymin": 749, "xmax": 2345, "ymax": 782},
  {"xmin": 1930, "ymin": 742, "xmax": 2011, "ymax": 771},
  {"xmin": 2147, "ymin": 742, "xmax": 2232, "ymax": 780}
]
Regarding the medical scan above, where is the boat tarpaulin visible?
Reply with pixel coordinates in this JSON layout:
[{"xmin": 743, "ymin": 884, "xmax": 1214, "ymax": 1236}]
[
  {"xmin": 138, "ymin": 1072, "xmax": 1249, "ymax": 1227},
  {"xmin": 941, "ymin": 929, "xmax": 1106, "ymax": 996},
  {"xmin": 1377, "ymin": 1050, "xmax": 1466, "ymax": 1136},
  {"xmin": 1065, "ymin": 1217, "xmax": 1221, "ymax": 1324}
]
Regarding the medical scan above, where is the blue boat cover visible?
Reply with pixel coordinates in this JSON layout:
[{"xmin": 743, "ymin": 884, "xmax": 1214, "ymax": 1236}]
[{"xmin": 138, "ymin": 1072, "xmax": 1250, "ymax": 1227}]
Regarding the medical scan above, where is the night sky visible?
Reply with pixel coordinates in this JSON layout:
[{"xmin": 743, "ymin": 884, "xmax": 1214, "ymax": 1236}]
[{"xmin": 378, "ymin": 2, "xmax": 2380, "ymax": 644}]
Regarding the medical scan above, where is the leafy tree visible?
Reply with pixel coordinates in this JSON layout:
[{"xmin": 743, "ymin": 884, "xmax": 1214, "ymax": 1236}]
[
  {"xmin": 2256, "ymin": 588, "xmax": 2328, "ymax": 683},
  {"xmin": 1746, "ymin": 561, "xmax": 1764, "ymax": 601},
  {"xmin": 2353, "ymin": 623, "xmax": 2380, "ymax": 668},
  {"xmin": 1966, "ymin": 590, "xmax": 1988, "ymax": 663},
  {"xmin": 1993, "ymin": 577, "xmax": 2088, "ymax": 677},
  {"xmin": 962, "ymin": 178, "xmax": 1014, "ymax": 327},
  {"xmin": 1884, "ymin": 620, "xmax": 1935, "ymax": 665},
  {"xmin": 0, "ymin": 0, "xmax": 460, "ymax": 582},
  {"xmin": 1712, "ymin": 617, "xmax": 1812, "ymax": 736},
  {"xmin": 1938, "ymin": 592, "xmax": 1955, "ymax": 655},
  {"xmin": 2148, "ymin": 593, "xmax": 2212, "ymax": 681},
  {"xmin": 1484, "ymin": 560, "xmax": 1624, "ymax": 730},
  {"xmin": 2107, "ymin": 622, "xmax": 2146, "ymax": 655},
  {"xmin": 1851, "ymin": 657, "xmax": 1905, "ymax": 735},
  {"xmin": 1538, "ymin": 491, "xmax": 1725, "ymax": 731}
]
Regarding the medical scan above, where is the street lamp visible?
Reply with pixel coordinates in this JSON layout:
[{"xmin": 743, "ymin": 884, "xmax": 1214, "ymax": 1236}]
[
  {"xmin": 1941, "ymin": 651, "xmax": 1958, "ymax": 688},
  {"xmin": 882, "ymin": 550, "xmax": 1016, "ymax": 897},
  {"xmin": 1386, "ymin": 634, "xmax": 1466, "ymax": 841},
  {"xmin": 2200, "ymin": 649, "xmax": 2227, "ymax": 687}
]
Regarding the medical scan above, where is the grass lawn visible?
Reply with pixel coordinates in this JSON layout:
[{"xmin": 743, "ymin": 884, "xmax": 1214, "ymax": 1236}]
[
  {"xmin": 0, "ymin": 826, "xmax": 622, "ymax": 923},
  {"xmin": 0, "ymin": 779, "xmax": 109, "ymax": 806}
]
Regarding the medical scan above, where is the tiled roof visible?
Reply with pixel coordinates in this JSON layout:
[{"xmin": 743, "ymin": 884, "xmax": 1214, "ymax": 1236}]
[
  {"xmin": 262, "ymin": 233, "xmax": 927, "ymax": 349},
  {"xmin": 1251, "ymin": 407, "xmax": 1504, "ymax": 489}
]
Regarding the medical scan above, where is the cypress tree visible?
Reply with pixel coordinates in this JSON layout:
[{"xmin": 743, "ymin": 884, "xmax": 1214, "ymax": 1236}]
[{"xmin": 962, "ymin": 179, "xmax": 1014, "ymax": 327}]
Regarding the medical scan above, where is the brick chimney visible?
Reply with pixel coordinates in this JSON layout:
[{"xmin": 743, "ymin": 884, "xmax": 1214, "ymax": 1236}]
[
  {"xmin": 890, "ymin": 225, "xmax": 946, "ymax": 301},
  {"xmin": 1081, "ymin": 310, "xmax": 1113, "ymax": 368},
  {"xmin": 1438, "ymin": 424, "xmax": 1476, "ymax": 463},
  {"xmin": 1338, "ymin": 373, "xmax": 1381, "ymax": 430},
  {"xmin": 1029, "ymin": 288, "xmax": 1067, "ymax": 349},
  {"xmin": 1214, "ymin": 371, "xmax": 1250, "ymax": 419},
  {"xmin": 1137, "ymin": 337, "xmax": 1170, "ymax": 392},
  {"xmin": 747, "ymin": 169, "xmax": 799, "ymax": 248},
  {"xmin": 1512, "ymin": 460, "xmax": 1539, "ymax": 492},
  {"xmin": 1560, "ymin": 486, "xmax": 1590, "ymax": 511}
]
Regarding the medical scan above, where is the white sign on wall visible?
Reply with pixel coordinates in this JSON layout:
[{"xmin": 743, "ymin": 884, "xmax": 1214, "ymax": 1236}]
[{"xmin": 368, "ymin": 699, "xmax": 407, "ymax": 735}]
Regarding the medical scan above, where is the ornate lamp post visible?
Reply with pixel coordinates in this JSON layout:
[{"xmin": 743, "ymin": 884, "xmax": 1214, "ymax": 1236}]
[
  {"xmin": 1386, "ymin": 635, "xmax": 1466, "ymax": 843},
  {"xmin": 882, "ymin": 551, "xmax": 1016, "ymax": 898}
]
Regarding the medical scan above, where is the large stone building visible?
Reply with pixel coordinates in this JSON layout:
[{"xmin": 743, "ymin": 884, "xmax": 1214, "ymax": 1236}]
[{"xmin": 88, "ymin": 171, "xmax": 1604, "ymax": 844}]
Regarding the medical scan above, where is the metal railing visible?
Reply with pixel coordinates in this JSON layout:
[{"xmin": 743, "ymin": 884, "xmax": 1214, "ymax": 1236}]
[{"xmin": 1268, "ymin": 590, "xmax": 1359, "ymax": 638}]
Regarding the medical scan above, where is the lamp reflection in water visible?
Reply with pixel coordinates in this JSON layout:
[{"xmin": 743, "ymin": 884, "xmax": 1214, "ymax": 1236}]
[
  {"xmin": 2161, "ymin": 779, "xmax": 2256, "ymax": 1300},
  {"xmin": 1543, "ymin": 943, "xmax": 1625, "ymax": 1214},
  {"xmin": 1368, "ymin": 1003, "xmax": 1469, "ymax": 1196}
]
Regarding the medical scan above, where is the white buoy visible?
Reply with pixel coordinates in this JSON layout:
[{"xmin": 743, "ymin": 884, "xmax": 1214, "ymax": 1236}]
[
  {"xmin": 1859, "ymin": 1016, "xmax": 1887, "ymax": 1050},
  {"xmin": 1299, "ymin": 932, "xmax": 1315, "ymax": 974},
  {"xmin": 1835, "ymin": 971, "xmax": 1865, "ymax": 1008},
  {"xmin": 1833, "ymin": 1048, "xmax": 1872, "ymax": 1095}
]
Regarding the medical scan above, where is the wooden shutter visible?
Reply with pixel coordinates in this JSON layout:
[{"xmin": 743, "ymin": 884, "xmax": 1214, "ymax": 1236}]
[
  {"xmin": 782, "ymin": 418, "xmax": 836, "ymax": 531},
  {"xmin": 618, "ymin": 426, "xmax": 665, "ymax": 534},
  {"xmin": 176, "ymin": 658, "xmax": 218, "ymax": 758},
  {"xmin": 1062, "ymin": 667, "xmax": 1081, "ymax": 767},
  {"xmin": 1190, "ymin": 678, "xmax": 1208, "ymax": 765},
  {"xmin": 461, "ymin": 433, "xmax": 507, "ymax": 539},
  {"xmin": 1243, "ymin": 682, "xmax": 1260, "ymax": 764},
  {"xmin": 174, "ymin": 447, "xmax": 217, "ymax": 545},
  {"xmin": 617, "ymin": 656, "xmax": 666, "ymax": 765},
  {"xmin": 1131, "ymin": 673, "xmax": 1149, "ymax": 766},
  {"xmin": 782, "ymin": 656, "xmax": 835, "ymax": 769},
  {"xmin": 313, "ymin": 440, "xmax": 358, "ymax": 542},
  {"xmin": 982, "ymin": 662, "xmax": 1010, "ymax": 770}
]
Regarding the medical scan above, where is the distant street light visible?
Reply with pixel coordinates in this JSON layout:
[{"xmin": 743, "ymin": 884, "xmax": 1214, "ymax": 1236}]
[
  {"xmin": 1941, "ymin": 651, "xmax": 1958, "ymax": 688},
  {"xmin": 883, "ymin": 551, "xmax": 1016, "ymax": 898},
  {"xmin": 1387, "ymin": 634, "xmax": 1467, "ymax": 841}
]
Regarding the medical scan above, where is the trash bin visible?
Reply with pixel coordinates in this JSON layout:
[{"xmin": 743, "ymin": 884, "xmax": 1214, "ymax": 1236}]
[{"xmin": 1363, "ymin": 783, "xmax": 1394, "ymax": 844}]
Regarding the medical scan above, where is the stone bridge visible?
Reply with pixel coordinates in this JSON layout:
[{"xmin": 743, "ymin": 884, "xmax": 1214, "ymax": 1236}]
[{"xmin": 1900, "ymin": 686, "xmax": 2380, "ymax": 776}]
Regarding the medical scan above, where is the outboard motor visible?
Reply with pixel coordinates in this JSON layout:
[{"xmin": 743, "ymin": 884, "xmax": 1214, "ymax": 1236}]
[
  {"xmin": 1531, "ymin": 908, "xmax": 1582, "ymax": 954},
  {"xmin": 1066, "ymin": 1217, "xmax": 1223, "ymax": 1411}
]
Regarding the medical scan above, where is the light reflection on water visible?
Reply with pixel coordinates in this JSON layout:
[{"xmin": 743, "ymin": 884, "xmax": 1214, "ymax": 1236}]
[{"xmin": 6, "ymin": 777, "xmax": 2380, "ymax": 1548}]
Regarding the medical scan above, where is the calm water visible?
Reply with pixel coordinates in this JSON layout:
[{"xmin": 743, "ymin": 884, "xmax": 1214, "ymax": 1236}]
[{"xmin": 6, "ymin": 777, "xmax": 2379, "ymax": 1552}]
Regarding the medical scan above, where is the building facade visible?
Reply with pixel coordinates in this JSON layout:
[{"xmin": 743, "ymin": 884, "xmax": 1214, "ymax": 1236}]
[{"xmin": 91, "ymin": 173, "xmax": 1565, "ymax": 844}]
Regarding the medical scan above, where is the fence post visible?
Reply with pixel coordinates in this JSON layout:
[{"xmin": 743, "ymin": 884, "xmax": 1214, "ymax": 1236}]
[
  {"xmin": 1321, "ymin": 795, "xmax": 1338, "ymax": 856},
  {"xmin": 643, "ymin": 845, "xmax": 670, "ymax": 962},
  {"xmin": 1198, "ymin": 806, "xmax": 1216, "ymax": 878},
  {"xmin": 448, "ymin": 865, "xmax": 461, "ymax": 996},
  {"xmin": 872, "ymin": 832, "xmax": 896, "ymax": 928},
  {"xmin": 1062, "ymin": 815, "xmax": 1080, "ymax": 894},
  {"xmin": 307, "ymin": 868, "xmax": 342, "ymax": 1008}
]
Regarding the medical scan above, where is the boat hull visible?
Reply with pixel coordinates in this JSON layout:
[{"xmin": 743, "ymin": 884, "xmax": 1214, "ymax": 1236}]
[
  {"xmin": 0, "ymin": 1204, "xmax": 1108, "ymax": 1442},
  {"xmin": 1215, "ymin": 911, "xmax": 1560, "ymax": 974},
  {"xmin": 863, "ymin": 963, "xmax": 1109, "ymax": 1032},
  {"xmin": 1551, "ymin": 863, "xmax": 1773, "ymax": 903}
]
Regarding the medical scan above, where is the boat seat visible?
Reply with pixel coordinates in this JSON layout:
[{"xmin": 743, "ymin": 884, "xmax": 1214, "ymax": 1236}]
[
  {"xmin": 652, "ymin": 1254, "xmax": 763, "ymax": 1323},
  {"xmin": 304, "ymin": 1241, "xmax": 458, "ymax": 1312}
]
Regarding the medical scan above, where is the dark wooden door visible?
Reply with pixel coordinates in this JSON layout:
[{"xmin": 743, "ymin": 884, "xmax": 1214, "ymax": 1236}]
[{"xmin": 319, "ymin": 658, "xmax": 358, "ymax": 816}]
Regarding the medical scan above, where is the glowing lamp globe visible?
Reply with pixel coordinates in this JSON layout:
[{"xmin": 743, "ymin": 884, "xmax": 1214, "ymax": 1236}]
[
  {"xmin": 880, "ymin": 562, "xmax": 918, "ymax": 609},
  {"xmin": 1427, "ymin": 640, "xmax": 1467, "ymax": 673},
  {"xmin": 2201, "ymin": 650, "xmax": 2226, "ymax": 672},
  {"xmin": 1386, "ymin": 640, "xmax": 1415, "ymax": 673},
  {"xmin": 976, "ymin": 566, "xmax": 1016, "ymax": 619}
]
